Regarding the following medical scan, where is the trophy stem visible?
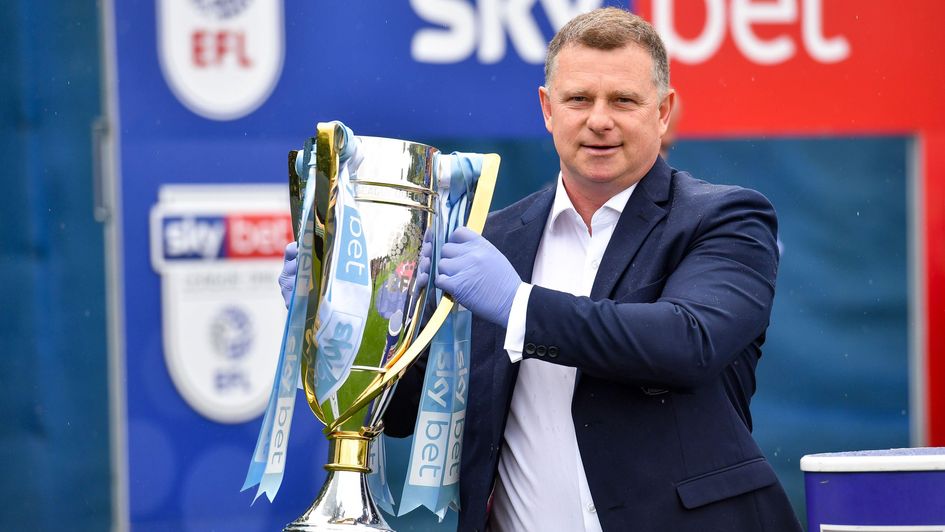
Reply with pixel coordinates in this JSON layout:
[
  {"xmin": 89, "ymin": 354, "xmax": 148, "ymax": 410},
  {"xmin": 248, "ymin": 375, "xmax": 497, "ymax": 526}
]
[{"xmin": 284, "ymin": 432, "xmax": 392, "ymax": 531}]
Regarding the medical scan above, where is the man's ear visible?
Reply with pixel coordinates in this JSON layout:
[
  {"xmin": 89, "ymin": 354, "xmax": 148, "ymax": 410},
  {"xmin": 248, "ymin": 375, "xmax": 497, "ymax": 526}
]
[
  {"xmin": 658, "ymin": 89, "xmax": 676, "ymax": 136},
  {"xmin": 539, "ymin": 85, "xmax": 553, "ymax": 134}
]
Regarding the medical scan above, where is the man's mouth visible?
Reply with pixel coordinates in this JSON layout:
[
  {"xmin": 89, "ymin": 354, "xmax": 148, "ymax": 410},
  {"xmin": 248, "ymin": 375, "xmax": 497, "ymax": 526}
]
[{"xmin": 582, "ymin": 144, "xmax": 621, "ymax": 154}]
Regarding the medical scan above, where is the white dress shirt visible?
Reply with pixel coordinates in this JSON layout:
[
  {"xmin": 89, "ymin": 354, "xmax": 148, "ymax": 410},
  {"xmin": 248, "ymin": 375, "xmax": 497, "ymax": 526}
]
[{"xmin": 489, "ymin": 176, "xmax": 637, "ymax": 532}]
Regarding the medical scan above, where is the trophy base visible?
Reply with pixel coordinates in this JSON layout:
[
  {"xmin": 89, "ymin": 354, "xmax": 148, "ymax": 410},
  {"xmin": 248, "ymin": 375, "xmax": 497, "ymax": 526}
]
[{"xmin": 284, "ymin": 469, "xmax": 392, "ymax": 531}]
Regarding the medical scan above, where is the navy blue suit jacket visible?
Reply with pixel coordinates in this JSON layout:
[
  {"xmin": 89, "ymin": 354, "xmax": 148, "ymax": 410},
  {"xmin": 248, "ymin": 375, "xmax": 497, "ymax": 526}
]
[{"xmin": 385, "ymin": 157, "xmax": 802, "ymax": 531}]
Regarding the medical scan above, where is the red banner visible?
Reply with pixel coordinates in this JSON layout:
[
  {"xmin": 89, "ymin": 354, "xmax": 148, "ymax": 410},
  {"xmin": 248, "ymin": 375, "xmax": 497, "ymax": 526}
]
[{"xmin": 638, "ymin": 0, "xmax": 945, "ymax": 135}]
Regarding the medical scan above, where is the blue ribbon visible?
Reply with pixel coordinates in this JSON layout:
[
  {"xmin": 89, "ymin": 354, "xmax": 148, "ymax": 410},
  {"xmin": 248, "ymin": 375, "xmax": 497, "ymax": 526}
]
[
  {"xmin": 397, "ymin": 153, "xmax": 481, "ymax": 520},
  {"xmin": 368, "ymin": 435, "xmax": 397, "ymax": 515},
  {"xmin": 243, "ymin": 122, "xmax": 363, "ymax": 502},
  {"xmin": 241, "ymin": 143, "xmax": 319, "ymax": 502},
  {"xmin": 313, "ymin": 125, "xmax": 371, "ymax": 408}
]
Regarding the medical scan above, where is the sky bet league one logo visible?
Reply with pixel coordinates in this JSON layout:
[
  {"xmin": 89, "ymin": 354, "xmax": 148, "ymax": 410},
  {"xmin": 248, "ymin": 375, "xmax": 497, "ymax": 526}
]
[
  {"xmin": 151, "ymin": 185, "xmax": 292, "ymax": 424},
  {"xmin": 157, "ymin": 0, "xmax": 284, "ymax": 120}
]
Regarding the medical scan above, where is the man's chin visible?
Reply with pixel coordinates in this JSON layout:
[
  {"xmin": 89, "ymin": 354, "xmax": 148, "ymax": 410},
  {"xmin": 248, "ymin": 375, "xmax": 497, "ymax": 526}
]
[
  {"xmin": 567, "ymin": 166, "xmax": 642, "ymax": 191},
  {"xmin": 570, "ymin": 172, "xmax": 621, "ymax": 189},
  {"xmin": 579, "ymin": 165, "xmax": 622, "ymax": 184}
]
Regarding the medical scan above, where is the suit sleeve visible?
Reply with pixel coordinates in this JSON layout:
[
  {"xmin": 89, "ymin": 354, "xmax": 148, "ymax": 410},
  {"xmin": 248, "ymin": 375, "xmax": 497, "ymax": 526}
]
[{"xmin": 523, "ymin": 187, "xmax": 779, "ymax": 388}]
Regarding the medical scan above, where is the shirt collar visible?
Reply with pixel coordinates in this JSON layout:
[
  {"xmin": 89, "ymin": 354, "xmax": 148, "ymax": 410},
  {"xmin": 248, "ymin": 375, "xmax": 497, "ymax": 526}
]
[{"xmin": 547, "ymin": 173, "xmax": 638, "ymax": 230}]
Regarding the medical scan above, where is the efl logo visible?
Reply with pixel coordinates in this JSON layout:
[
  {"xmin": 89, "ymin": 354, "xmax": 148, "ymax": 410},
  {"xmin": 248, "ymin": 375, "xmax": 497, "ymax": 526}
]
[
  {"xmin": 160, "ymin": 213, "xmax": 292, "ymax": 262},
  {"xmin": 157, "ymin": 0, "xmax": 284, "ymax": 120}
]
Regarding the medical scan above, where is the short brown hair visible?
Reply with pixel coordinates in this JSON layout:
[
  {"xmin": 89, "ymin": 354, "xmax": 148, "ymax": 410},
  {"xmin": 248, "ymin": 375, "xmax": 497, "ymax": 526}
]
[{"xmin": 545, "ymin": 8, "xmax": 670, "ymax": 97}]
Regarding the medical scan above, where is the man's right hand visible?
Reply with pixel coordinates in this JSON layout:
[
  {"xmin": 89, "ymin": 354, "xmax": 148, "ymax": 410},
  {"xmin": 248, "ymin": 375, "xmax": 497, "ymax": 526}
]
[
  {"xmin": 436, "ymin": 227, "xmax": 521, "ymax": 327},
  {"xmin": 278, "ymin": 241, "xmax": 298, "ymax": 308}
]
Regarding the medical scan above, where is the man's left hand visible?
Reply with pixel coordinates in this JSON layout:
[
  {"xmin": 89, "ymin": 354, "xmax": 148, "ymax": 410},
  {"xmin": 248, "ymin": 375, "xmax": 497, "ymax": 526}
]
[
  {"xmin": 278, "ymin": 241, "xmax": 299, "ymax": 308},
  {"xmin": 436, "ymin": 227, "xmax": 521, "ymax": 327}
]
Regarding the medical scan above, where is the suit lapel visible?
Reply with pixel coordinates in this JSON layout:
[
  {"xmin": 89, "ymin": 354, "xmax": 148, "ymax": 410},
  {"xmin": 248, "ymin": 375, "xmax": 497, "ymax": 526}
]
[
  {"xmin": 590, "ymin": 157, "xmax": 672, "ymax": 300},
  {"xmin": 500, "ymin": 188, "xmax": 554, "ymax": 283},
  {"xmin": 491, "ymin": 187, "xmax": 554, "ymax": 439}
]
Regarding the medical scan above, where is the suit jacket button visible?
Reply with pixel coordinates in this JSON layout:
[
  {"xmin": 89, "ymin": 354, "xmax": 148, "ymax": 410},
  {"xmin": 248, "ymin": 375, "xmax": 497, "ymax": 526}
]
[
  {"xmin": 536, "ymin": 345, "xmax": 547, "ymax": 357},
  {"xmin": 524, "ymin": 343, "xmax": 536, "ymax": 355},
  {"xmin": 548, "ymin": 346, "xmax": 559, "ymax": 358}
]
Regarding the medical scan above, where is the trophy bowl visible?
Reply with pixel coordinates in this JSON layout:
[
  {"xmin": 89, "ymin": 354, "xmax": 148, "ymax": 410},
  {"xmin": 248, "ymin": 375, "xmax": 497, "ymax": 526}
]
[{"xmin": 281, "ymin": 122, "xmax": 498, "ymax": 531}]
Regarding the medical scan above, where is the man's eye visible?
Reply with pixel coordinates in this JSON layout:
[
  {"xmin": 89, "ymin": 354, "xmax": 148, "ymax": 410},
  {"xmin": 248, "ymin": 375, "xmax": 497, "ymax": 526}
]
[
  {"xmin": 568, "ymin": 96, "xmax": 587, "ymax": 102},
  {"xmin": 616, "ymin": 97, "xmax": 635, "ymax": 104}
]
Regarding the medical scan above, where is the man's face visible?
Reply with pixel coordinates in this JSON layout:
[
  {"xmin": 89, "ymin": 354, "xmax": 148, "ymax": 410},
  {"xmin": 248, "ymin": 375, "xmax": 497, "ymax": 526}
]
[{"xmin": 540, "ymin": 43, "xmax": 674, "ymax": 200}]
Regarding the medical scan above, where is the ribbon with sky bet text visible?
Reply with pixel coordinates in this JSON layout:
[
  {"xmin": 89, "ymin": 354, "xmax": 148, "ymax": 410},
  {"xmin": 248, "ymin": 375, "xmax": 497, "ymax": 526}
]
[
  {"xmin": 396, "ymin": 153, "xmax": 481, "ymax": 520},
  {"xmin": 312, "ymin": 134, "xmax": 371, "ymax": 415},
  {"xmin": 242, "ymin": 123, "xmax": 366, "ymax": 502}
]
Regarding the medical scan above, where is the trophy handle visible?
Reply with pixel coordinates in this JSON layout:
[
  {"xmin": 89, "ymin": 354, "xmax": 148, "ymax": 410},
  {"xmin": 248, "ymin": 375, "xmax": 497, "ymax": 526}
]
[
  {"xmin": 298, "ymin": 122, "xmax": 347, "ymax": 425},
  {"xmin": 288, "ymin": 151, "xmax": 304, "ymax": 241},
  {"xmin": 325, "ymin": 153, "xmax": 500, "ymax": 434}
]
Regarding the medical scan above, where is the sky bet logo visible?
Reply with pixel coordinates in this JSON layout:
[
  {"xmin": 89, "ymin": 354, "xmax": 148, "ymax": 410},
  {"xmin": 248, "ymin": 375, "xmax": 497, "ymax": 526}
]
[
  {"xmin": 161, "ymin": 213, "xmax": 292, "ymax": 261},
  {"xmin": 410, "ymin": 0, "xmax": 849, "ymax": 66}
]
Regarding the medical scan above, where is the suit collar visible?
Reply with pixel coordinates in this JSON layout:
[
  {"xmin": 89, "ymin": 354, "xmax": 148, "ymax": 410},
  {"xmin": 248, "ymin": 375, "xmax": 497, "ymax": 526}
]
[
  {"xmin": 547, "ymin": 172, "xmax": 639, "ymax": 235},
  {"xmin": 519, "ymin": 184, "xmax": 556, "ymax": 225},
  {"xmin": 496, "ymin": 156, "xmax": 673, "ymax": 311},
  {"xmin": 515, "ymin": 156, "xmax": 670, "ymax": 238},
  {"xmin": 590, "ymin": 156, "xmax": 672, "ymax": 299},
  {"xmin": 638, "ymin": 155, "xmax": 673, "ymax": 204}
]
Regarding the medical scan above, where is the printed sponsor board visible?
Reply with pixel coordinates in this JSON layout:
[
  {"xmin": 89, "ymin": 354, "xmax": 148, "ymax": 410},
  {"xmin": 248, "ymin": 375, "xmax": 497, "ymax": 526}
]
[{"xmin": 150, "ymin": 185, "xmax": 291, "ymax": 424}]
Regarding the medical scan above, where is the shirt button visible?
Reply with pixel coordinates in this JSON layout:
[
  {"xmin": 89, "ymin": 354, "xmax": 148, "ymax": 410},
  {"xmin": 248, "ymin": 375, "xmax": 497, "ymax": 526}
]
[
  {"xmin": 590, "ymin": 259, "xmax": 600, "ymax": 269},
  {"xmin": 586, "ymin": 503, "xmax": 596, "ymax": 513}
]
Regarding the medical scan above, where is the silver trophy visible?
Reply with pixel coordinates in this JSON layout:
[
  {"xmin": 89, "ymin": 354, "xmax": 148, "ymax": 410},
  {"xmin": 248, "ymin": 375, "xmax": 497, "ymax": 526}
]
[{"xmin": 283, "ymin": 122, "xmax": 498, "ymax": 530}]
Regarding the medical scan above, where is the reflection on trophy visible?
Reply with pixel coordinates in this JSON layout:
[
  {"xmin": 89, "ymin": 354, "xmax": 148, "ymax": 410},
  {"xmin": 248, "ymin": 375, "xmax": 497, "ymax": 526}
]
[{"xmin": 280, "ymin": 122, "xmax": 498, "ymax": 531}]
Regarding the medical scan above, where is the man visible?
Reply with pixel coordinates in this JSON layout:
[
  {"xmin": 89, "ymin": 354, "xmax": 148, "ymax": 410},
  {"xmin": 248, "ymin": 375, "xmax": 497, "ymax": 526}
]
[
  {"xmin": 392, "ymin": 7, "xmax": 802, "ymax": 530},
  {"xmin": 283, "ymin": 8, "xmax": 801, "ymax": 531}
]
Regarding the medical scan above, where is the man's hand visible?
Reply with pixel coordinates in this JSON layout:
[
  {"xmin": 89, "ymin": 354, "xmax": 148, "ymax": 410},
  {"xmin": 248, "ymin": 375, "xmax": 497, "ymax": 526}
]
[
  {"xmin": 278, "ymin": 242, "xmax": 298, "ymax": 308},
  {"xmin": 436, "ymin": 227, "xmax": 521, "ymax": 327}
]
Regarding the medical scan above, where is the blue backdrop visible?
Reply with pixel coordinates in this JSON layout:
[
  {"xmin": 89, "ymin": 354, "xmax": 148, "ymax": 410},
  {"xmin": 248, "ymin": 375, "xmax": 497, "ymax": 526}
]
[{"xmin": 0, "ymin": 1, "xmax": 110, "ymax": 530}]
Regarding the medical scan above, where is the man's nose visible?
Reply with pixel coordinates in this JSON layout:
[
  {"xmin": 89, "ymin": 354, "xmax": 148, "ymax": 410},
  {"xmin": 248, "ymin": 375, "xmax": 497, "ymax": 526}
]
[{"xmin": 586, "ymin": 101, "xmax": 614, "ymax": 133}]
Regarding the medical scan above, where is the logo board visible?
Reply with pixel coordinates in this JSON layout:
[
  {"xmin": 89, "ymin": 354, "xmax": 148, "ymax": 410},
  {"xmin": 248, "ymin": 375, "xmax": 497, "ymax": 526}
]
[
  {"xmin": 157, "ymin": 0, "xmax": 285, "ymax": 120},
  {"xmin": 150, "ymin": 184, "xmax": 292, "ymax": 423}
]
